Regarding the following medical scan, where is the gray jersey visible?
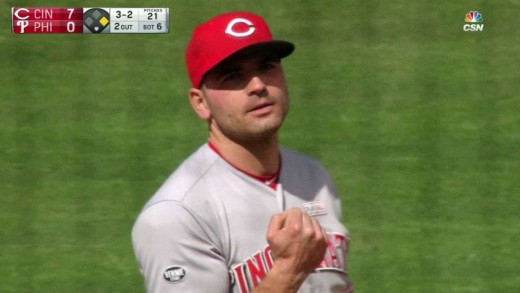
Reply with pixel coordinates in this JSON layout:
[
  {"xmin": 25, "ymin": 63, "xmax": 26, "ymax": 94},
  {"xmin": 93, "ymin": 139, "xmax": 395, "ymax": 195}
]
[{"xmin": 132, "ymin": 144, "xmax": 353, "ymax": 293}]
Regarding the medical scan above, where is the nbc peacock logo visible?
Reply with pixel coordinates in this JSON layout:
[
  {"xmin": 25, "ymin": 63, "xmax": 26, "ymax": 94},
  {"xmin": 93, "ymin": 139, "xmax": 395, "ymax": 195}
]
[{"xmin": 463, "ymin": 11, "xmax": 484, "ymax": 31}]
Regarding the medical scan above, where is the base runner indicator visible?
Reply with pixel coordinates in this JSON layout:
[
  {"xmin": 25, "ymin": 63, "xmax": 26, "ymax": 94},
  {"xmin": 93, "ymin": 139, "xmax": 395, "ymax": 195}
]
[{"xmin": 12, "ymin": 7, "xmax": 169, "ymax": 34}]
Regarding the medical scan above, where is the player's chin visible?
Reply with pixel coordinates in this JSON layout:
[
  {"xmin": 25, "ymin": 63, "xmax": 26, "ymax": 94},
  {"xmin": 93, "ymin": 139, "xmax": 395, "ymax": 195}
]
[
  {"xmin": 246, "ymin": 127, "xmax": 280, "ymax": 142},
  {"xmin": 229, "ymin": 126, "xmax": 279, "ymax": 144},
  {"xmin": 253, "ymin": 119, "xmax": 285, "ymax": 137}
]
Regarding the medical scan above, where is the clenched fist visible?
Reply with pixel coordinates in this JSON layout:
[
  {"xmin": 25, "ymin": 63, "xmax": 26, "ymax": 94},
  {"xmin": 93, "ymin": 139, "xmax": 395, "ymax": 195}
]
[{"xmin": 267, "ymin": 207, "xmax": 328, "ymax": 277}]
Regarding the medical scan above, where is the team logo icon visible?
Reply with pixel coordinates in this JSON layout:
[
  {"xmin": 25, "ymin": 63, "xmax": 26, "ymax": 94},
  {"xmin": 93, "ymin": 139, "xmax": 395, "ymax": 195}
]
[
  {"xmin": 225, "ymin": 18, "xmax": 256, "ymax": 37},
  {"xmin": 83, "ymin": 8, "xmax": 110, "ymax": 33},
  {"xmin": 463, "ymin": 11, "xmax": 484, "ymax": 32},
  {"xmin": 163, "ymin": 266, "xmax": 187, "ymax": 283}
]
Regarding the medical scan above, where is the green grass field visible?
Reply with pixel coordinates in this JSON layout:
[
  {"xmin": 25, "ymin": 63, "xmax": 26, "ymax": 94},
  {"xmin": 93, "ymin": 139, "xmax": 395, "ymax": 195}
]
[{"xmin": 1, "ymin": 0, "xmax": 519, "ymax": 292}]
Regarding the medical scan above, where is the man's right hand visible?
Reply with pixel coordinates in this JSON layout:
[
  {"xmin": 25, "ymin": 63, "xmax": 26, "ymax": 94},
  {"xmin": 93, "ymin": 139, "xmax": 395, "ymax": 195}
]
[{"xmin": 251, "ymin": 207, "xmax": 328, "ymax": 293}]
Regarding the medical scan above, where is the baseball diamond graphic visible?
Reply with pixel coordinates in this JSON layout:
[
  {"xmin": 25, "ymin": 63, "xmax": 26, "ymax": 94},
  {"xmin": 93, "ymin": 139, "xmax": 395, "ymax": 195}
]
[{"xmin": 83, "ymin": 8, "xmax": 110, "ymax": 33}]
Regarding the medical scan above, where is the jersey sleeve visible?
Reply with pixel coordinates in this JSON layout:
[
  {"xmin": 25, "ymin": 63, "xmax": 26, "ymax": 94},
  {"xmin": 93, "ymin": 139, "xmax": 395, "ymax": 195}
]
[{"xmin": 132, "ymin": 201, "xmax": 229, "ymax": 293}]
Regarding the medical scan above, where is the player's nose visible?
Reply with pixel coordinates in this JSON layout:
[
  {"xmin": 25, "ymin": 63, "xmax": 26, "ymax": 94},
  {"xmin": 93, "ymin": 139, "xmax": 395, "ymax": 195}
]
[{"xmin": 246, "ymin": 76, "xmax": 268, "ymax": 97}]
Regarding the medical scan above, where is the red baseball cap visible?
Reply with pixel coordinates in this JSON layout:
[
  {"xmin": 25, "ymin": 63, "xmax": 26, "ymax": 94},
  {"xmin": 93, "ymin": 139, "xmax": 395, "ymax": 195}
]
[{"xmin": 185, "ymin": 12, "xmax": 295, "ymax": 88}]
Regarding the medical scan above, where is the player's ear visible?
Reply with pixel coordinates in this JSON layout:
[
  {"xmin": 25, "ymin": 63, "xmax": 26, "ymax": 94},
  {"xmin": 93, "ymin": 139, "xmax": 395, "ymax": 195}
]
[{"xmin": 189, "ymin": 88, "xmax": 211, "ymax": 121}]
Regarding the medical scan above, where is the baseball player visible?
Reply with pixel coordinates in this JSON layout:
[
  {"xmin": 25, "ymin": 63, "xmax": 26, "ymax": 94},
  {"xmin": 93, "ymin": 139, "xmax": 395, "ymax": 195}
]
[{"xmin": 132, "ymin": 11, "xmax": 354, "ymax": 293}]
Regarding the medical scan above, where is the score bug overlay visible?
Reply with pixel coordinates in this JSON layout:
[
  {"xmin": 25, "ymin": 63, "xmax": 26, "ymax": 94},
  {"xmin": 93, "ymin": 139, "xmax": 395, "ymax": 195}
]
[{"xmin": 12, "ymin": 7, "xmax": 169, "ymax": 34}]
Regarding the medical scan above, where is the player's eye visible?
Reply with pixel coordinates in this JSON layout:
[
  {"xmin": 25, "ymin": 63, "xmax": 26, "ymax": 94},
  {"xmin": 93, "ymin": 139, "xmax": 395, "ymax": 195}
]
[
  {"xmin": 221, "ymin": 71, "xmax": 241, "ymax": 83},
  {"xmin": 260, "ymin": 62, "xmax": 275, "ymax": 71},
  {"xmin": 259, "ymin": 57, "xmax": 280, "ymax": 72}
]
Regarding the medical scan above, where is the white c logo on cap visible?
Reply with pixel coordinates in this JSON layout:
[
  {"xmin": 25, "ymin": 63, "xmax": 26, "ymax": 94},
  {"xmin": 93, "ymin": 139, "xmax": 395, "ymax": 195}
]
[{"xmin": 225, "ymin": 18, "xmax": 255, "ymax": 37}]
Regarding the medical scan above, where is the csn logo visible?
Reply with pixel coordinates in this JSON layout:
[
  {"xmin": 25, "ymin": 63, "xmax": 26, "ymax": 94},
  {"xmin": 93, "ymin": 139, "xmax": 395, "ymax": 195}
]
[{"xmin": 463, "ymin": 11, "xmax": 484, "ymax": 32}]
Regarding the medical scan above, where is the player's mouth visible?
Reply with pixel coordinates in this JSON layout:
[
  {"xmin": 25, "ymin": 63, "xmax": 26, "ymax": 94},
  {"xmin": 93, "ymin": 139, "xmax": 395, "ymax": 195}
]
[{"xmin": 248, "ymin": 101, "xmax": 275, "ymax": 116}]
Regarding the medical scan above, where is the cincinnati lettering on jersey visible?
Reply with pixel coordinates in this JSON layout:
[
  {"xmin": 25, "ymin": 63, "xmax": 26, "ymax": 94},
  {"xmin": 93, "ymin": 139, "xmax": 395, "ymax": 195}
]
[{"xmin": 229, "ymin": 233, "xmax": 349, "ymax": 293}]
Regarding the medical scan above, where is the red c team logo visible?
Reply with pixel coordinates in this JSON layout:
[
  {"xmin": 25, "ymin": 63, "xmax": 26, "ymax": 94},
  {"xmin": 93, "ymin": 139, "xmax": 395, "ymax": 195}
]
[
  {"xmin": 225, "ymin": 18, "xmax": 255, "ymax": 37},
  {"xmin": 13, "ymin": 8, "xmax": 30, "ymax": 19}
]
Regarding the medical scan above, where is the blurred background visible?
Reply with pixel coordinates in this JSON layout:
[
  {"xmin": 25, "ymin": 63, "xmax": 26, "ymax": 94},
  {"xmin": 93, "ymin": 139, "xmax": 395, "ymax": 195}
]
[{"xmin": 1, "ymin": 0, "xmax": 519, "ymax": 292}]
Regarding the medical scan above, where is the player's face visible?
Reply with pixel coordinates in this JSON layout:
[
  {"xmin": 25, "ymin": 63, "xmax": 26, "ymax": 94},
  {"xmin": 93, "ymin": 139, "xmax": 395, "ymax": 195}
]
[{"xmin": 197, "ymin": 47, "xmax": 290, "ymax": 143}]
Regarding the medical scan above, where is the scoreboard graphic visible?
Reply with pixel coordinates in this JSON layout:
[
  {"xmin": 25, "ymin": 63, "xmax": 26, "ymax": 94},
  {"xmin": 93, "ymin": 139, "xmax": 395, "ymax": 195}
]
[{"xmin": 12, "ymin": 7, "xmax": 169, "ymax": 34}]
